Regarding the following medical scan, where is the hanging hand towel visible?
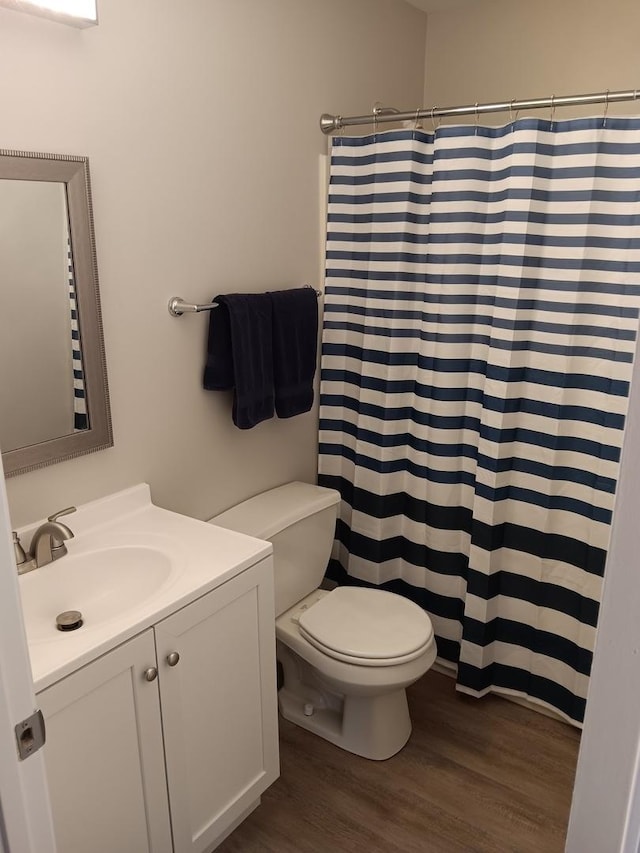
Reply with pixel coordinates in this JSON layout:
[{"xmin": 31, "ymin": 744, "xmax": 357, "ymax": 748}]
[
  {"xmin": 203, "ymin": 293, "xmax": 274, "ymax": 429},
  {"xmin": 270, "ymin": 287, "xmax": 318, "ymax": 418}
]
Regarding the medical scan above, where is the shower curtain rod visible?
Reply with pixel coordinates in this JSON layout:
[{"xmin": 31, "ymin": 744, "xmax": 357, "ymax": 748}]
[{"xmin": 319, "ymin": 87, "xmax": 640, "ymax": 134}]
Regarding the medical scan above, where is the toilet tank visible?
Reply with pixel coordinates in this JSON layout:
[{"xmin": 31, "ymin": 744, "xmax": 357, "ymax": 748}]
[{"xmin": 210, "ymin": 482, "xmax": 340, "ymax": 617}]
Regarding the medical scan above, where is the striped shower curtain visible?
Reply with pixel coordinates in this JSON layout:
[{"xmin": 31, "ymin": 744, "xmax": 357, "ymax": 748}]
[{"xmin": 318, "ymin": 117, "xmax": 640, "ymax": 726}]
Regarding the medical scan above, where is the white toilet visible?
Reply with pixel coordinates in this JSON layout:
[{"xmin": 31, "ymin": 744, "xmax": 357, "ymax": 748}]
[{"xmin": 211, "ymin": 481, "xmax": 437, "ymax": 760}]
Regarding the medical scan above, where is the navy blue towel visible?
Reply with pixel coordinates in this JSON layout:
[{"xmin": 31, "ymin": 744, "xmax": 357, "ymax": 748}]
[
  {"xmin": 270, "ymin": 287, "xmax": 318, "ymax": 418},
  {"xmin": 203, "ymin": 293, "xmax": 274, "ymax": 429}
]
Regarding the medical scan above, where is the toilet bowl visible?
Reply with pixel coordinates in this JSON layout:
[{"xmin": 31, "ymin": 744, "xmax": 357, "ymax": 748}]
[{"xmin": 210, "ymin": 482, "xmax": 437, "ymax": 760}]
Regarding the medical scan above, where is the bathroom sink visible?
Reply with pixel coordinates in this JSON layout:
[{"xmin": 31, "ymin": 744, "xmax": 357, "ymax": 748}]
[
  {"xmin": 16, "ymin": 484, "xmax": 273, "ymax": 692},
  {"xmin": 19, "ymin": 546, "xmax": 176, "ymax": 643}
]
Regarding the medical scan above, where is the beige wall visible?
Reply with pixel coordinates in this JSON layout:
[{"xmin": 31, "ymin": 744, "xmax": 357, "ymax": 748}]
[
  {"xmin": 0, "ymin": 0, "xmax": 426, "ymax": 527},
  {"xmin": 424, "ymin": 0, "xmax": 640, "ymax": 124}
]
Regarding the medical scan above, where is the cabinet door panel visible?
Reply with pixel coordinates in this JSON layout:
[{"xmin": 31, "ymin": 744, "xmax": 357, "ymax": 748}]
[
  {"xmin": 38, "ymin": 631, "xmax": 172, "ymax": 853},
  {"xmin": 156, "ymin": 558, "xmax": 279, "ymax": 853}
]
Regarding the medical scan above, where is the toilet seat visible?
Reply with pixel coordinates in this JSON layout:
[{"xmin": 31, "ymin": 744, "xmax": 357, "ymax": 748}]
[{"xmin": 297, "ymin": 587, "xmax": 434, "ymax": 667}]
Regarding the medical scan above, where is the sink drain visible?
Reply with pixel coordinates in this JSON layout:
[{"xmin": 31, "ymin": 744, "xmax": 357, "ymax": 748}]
[{"xmin": 56, "ymin": 610, "xmax": 84, "ymax": 632}]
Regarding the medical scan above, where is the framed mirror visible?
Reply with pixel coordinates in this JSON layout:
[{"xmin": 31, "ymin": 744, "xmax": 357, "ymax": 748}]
[{"xmin": 0, "ymin": 149, "xmax": 112, "ymax": 477}]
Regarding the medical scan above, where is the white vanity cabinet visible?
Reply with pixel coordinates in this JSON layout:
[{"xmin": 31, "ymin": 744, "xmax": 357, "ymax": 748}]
[
  {"xmin": 37, "ymin": 558, "xmax": 279, "ymax": 853},
  {"xmin": 156, "ymin": 556, "xmax": 280, "ymax": 852},
  {"xmin": 38, "ymin": 628, "xmax": 173, "ymax": 853}
]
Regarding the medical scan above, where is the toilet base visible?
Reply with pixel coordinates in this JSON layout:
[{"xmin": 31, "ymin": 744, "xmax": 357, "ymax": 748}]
[
  {"xmin": 276, "ymin": 641, "xmax": 413, "ymax": 760},
  {"xmin": 278, "ymin": 684, "xmax": 412, "ymax": 761}
]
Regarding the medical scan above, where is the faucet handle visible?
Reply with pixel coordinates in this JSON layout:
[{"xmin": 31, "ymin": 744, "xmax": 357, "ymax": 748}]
[
  {"xmin": 13, "ymin": 531, "xmax": 28, "ymax": 565},
  {"xmin": 13, "ymin": 532, "xmax": 35, "ymax": 575},
  {"xmin": 48, "ymin": 507, "xmax": 77, "ymax": 523}
]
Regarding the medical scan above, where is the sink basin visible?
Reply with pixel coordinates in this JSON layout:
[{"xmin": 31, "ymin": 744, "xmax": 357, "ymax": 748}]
[{"xmin": 19, "ymin": 546, "xmax": 175, "ymax": 643}]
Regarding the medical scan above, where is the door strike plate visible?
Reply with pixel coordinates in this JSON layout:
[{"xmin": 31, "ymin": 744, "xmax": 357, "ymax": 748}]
[{"xmin": 15, "ymin": 709, "xmax": 46, "ymax": 760}]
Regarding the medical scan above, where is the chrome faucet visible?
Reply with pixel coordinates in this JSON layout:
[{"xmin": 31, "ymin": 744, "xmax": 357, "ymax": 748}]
[{"xmin": 15, "ymin": 507, "xmax": 77, "ymax": 574}]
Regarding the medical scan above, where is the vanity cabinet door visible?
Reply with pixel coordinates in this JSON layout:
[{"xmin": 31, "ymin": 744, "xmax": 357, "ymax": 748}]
[
  {"xmin": 155, "ymin": 558, "xmax": 279, "ymax": 853},
  {"xmin": 37, "ymin": 630, "xmax": 173, "ymax": 853}
]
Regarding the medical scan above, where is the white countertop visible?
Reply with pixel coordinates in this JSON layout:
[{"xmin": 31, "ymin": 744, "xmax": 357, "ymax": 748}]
[{"xmin": 18, "ymin": 484, "xmax": 272, "ymax": 692}]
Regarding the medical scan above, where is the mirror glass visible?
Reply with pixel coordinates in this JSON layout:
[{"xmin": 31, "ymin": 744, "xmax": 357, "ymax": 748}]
[
  {"xmin": 0, "ymin": 150, "xmax": 112, "ymax": 476},
  {"xmin": 0, "ymin": 180, "xmax": 88, "ymax": 453}
]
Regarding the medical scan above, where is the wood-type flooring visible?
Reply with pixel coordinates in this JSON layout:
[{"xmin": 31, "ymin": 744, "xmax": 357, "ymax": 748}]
[{"xmin": 217, "ymin": 670, "xmax": 580, "ymax": 853}]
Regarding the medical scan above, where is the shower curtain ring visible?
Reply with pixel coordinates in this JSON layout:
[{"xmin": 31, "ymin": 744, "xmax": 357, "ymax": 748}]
[
  {"xmin": 550, "ymin": 94, "xmax": 556, "ymax": 127},
  {"xmin": 475, "ymin": 102, "xmax": 479, "ymax": 135},
  {"xmin": 431, "ymin": 105, "xmax": 439, "ymax": 134},
  {"xmin": 603, "ymin": 89, "xmax": 610, "ymax": 128},
  {"xmin": 509, "ymin": 98, "xmax": 519, "ymax": 128}
]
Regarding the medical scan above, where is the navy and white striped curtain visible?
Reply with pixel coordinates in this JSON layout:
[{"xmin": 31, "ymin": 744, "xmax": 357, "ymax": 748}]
[{"xmin": 318, "ymin": 117, "xmax": 640, "ymax": 726}]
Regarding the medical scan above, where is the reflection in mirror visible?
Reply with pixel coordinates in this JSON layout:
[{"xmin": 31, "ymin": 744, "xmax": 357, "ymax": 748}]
[
  {"xmin": 0, "ymin": 180, "xmax": 87, "ymax": 452},
  {"xmin": 0, "ymin": 150, "xmax": 112, "ymax": 476}
]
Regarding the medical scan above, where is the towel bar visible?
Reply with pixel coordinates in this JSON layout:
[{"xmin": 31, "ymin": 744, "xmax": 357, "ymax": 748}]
[{"xmin": 168, "ymin": 287, "xmax": 322, "ymax": 317}]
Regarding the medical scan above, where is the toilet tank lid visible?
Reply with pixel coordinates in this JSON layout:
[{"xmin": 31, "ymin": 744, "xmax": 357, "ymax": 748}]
[{"xmin": 209, "ymin": 482, "xmax": 340, "ymax": 540}]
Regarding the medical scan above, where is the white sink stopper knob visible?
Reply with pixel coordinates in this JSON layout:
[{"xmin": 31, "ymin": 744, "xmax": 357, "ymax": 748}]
[{"xmin": 303, "ymin": 703, "xmax": 314, "ymax": 717}]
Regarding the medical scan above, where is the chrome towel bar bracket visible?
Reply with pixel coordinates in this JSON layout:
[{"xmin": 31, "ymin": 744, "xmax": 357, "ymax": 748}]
[{"xmin": 168, "ymin": 287, "xmax": 322, "ymax": 317}]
